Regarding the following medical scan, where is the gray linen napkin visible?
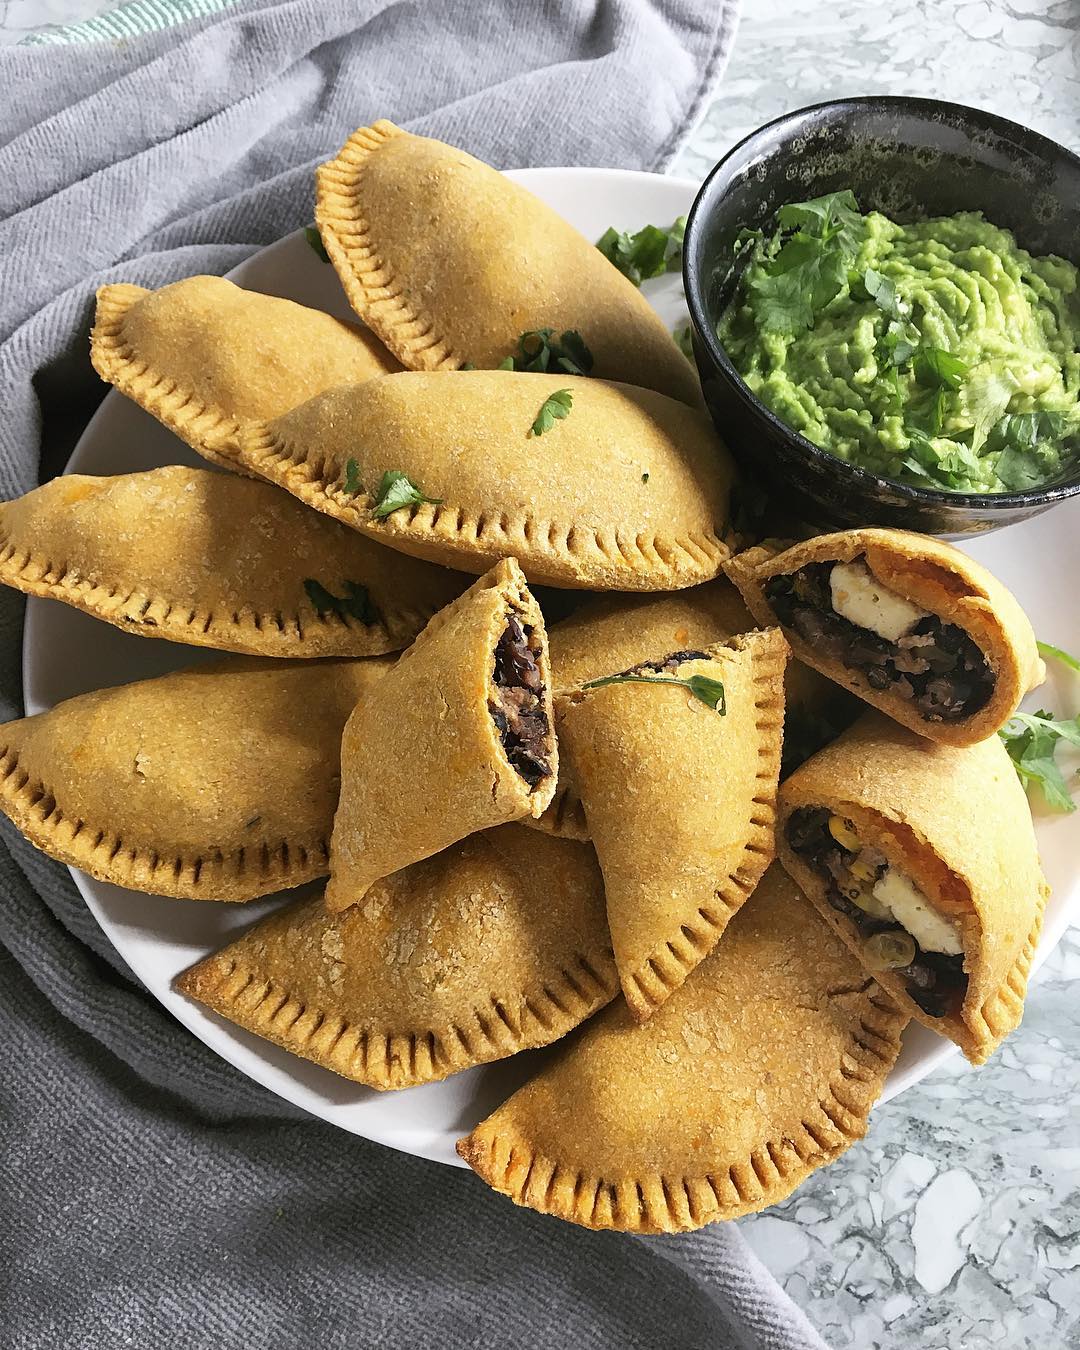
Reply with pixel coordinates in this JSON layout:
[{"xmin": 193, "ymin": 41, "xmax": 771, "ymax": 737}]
[{"xmin": 0, "ymin": 4, "xmax": 828, "ymax": 1346}]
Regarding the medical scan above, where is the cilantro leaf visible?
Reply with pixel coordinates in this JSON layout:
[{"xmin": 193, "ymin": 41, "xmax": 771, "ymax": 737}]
[
  {"xmin": 860, "ymin": 267, "xmax": 903, "ymax": 321},
  {"xmin": 999, "ymin": 709, "xmax": 1080, "ymax": 812},
  {"xmin": 581, "ymin": 671, "xmax": 727, "ymax": 715},
  {"xmin": 530, "ymin": 388, "xmax": 573, "ymax": 436},
  {"xmin": 1038, "ymin": 640, "xmax": 1080, "ymax": 674},
  {"xmin": 596, "ymin": 216, "xmax": 687, "ymax": 286},
  {"xmin": 304, "ymin": 226, "xmax": 330, "ymax": 263},
  {"xmin": 342, "ymin": 458, "xmax": 362, "ymax": 495},
  {"xmin": 371, "ymin": 470, "xmax": 442, "ymax": 519},
  {"xmin": 303, "ymin": 579, "xmax": 377, "ymax": 625},
  {"xmin": 500, "ymin": 329, "xmax": 594, "ymax": 376},
  {"xmin": 901, "ymin": 429, "xmax": 985, "ymax": 491},
  {"xmin": 776, "ymin": 190, "xmax": 864, "ymax": 257},
  {"xmin": 914, "ymin": 346, "xmax": 969, "ymax": 390},
  {"xmin": 986, "ymin": 410, "xmax": 1072, "ymax": 491}
]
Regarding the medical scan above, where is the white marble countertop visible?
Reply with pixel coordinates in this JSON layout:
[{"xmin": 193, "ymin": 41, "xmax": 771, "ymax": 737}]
[{"xmin": 4, "ymin": 2, "xmax": 1080, "ymax": 1347}]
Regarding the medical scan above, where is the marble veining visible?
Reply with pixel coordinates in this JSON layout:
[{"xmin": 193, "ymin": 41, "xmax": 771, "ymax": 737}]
[{"xmin": 3, "ymin": 2, "xmax": 1079, "ymax": 1347}]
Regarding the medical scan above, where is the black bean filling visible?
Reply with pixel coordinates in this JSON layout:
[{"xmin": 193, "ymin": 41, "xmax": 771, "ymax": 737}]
[
  {"xmin": 490, "ymin": 615, "xmax": 552, "ymax": 789},
  {"xmin": 626, "ymin": 649, "xmax": 711, "ymax": 676},
  {"xmin": 765, "ymin": 561, "xmax": 994, "ymax": 723},
  {"xmin": 785, "ymin": 806, "xmax": 967, "ymax": 1019}
]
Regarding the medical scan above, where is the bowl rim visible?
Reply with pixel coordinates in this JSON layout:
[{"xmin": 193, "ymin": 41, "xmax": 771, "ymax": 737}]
[{"xmin": 682, "ymin": 94, "xmax": 1080, "ymax": 512}]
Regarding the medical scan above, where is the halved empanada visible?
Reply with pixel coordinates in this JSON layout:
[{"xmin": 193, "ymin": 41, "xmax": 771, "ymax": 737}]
[
  {"xmin": 778, "ymin": 712, "xmax": 1048, "ymax": 1063},
  {"xmin": 325, "ymin": 560, "xmax": 557, "ymax": 911},
  {"xmin": 176, "ymin": 825, "xmax": 618, "ymax": 1089},
  {"xmin": 238, "ymin": 371, "xmax": 734, "ymax": 591},
  {"xmin": 91, "ymin": 276, "xmax": 401, "ymax": 471},
  {"xmin": 315, "ymin": 121, "xmax": 701, "ymax": 406},
  {"xmin": 0, "ymin": 656, "xmax": 391, "ymax": 900},
  {"xmin": 725, "ymin": 528, "xmax": 1043, "ymax": 745},
  {"xmin": 0, "ymin": 466, "xmax": 465, "ymax": 657},
  {"xmin": 556, "ymin": 630, "xmax": 788, "ymax": 1021},
  {"xmin": 457, "ymin": 863, "xmax": 907, "ymax": 1233},
  {"xmin": 530, "ymin": 585, "xmax": 853, "ymax": 840}
]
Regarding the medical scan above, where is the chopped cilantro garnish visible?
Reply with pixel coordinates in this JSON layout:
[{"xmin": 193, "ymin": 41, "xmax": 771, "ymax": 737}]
[
  {"xmin": 500, "ymin": 329, "xmax": 593, "ymax": 376},
  {"xmin": 582, "ymin": 670, "xmax": 727, "ymax": 715},
  {"xmin": 986, "ymin": 411, "xmax": 1072, "ymax": 491},
  {"xmin": 530, "ymin": 388, "xmax": 573, "ymax": 436},
  {"xmin": 342, "ymin": 458, "xmax": 362, "ymax": 495},
  {"xmin": 303, "ymin": 579, "xmax": 377, "ymax": 625},
  {"xmin": 915, "ymin": 346, "xmax": 969, "ymax": 390},
  {"xmin": 304, "ymin": 226, "xmax": 330, "ymax": 263},
  {"xmin": 1038, "ymin": 640, "xmax": 1080, "ymax": 673},
  {"xmin": 596, "ymin": 215, "xmax": 686, "ymax": 286},
  {"xmin": 371, "ymin": 470, "xmax": 442, "ymax": 519},
  {"xmin": 1000, "ymin": 709, "xmax": 1080, "ymax": 812}
]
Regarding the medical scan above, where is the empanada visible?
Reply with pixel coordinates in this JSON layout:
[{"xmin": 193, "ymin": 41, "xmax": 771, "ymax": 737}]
[
  {"xmin": 314, "ymin": 121, "xmax": 701, "ymax": 406},
  {"xmin": 176, "ymin": 825, "xmax": 618, "ymax": 1089},
  {"xmin": 325, "ymin": 560, "xmax": 557, "ymax": 911},
  {"xmin": 238, "ymin": 371, "xmax": 734, "ymax": 591},
  {"xmin": 556, "ymin": 630, "xmax": 787, "ymax": 1020},
  {"xmin": 91, "ymin": 276, "xmax": 401, "ymax": 472},
  {"xmin": 725, "ymin": 528, "xmax": 1043, "ymax": 746},
  {"xmin": 530, "ymin": 585, "xmax": 852, "ymax": 840},
  {"xmin": 0, "ymin": 656, "xmax": 391, "ymax": 900},
  {"xmin": 778, "ymin": 712, "xmax": 1047, "ymax": 1063},
  {"xmin": 0, "ymin": 466, "xmax": 465, "ymax": 657},
  {"xmin": 457, "ymin": 864, "xmax": 907, "ymax": 1233}
]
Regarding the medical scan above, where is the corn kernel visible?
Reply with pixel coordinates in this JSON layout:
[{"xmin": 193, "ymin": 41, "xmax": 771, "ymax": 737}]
[{"xmin": 850, "ymin": 859, "xmax": 876, "ymax": 883}]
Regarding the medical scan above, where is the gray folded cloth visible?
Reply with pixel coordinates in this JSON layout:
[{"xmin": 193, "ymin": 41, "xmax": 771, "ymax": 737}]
[{"xmin": 0, "ymin": 4, "xmax": 828, "ymax": 1347}]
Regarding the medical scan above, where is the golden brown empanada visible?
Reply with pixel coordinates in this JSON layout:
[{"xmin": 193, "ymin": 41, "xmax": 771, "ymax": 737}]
[
  {"xmin": 724, "ymin": 528, "xmax": 1043, "ymax": 746},
  {"xmin": 556, "ymin": 630, "xmax": 788, "ymax": 1021},
  {"xmin": 778, "ymin": 712, "xmax": 1047, "ymax": 1063},
  {"xmin": 0, "ymin": 656, "xmax": 391, "ymax": 900},
  {"xmin": 0, "ymin": 466, "xmax": 465, "ymax": 657},
  {"xmin": 457, "ymin": 863, "xmax": 907, "ymax": 1233},
  {"xmin": 91, "ymin": 276, "xmax": 401, "ymax": 472},
  {"xmin": 238, "ymin": 371, "xmax": 734, "ymax": 591},
  {"xmin": 176, "ymin": 825, "xmax": 618, "ymax": 1089},
  {"xmin": 325, "ymin": 559, "xmax": 557, "ymax": 911},
  {"xmin": 314, "ymin": 121, "xmax": 701, "ymax": 406},
  {"xmin": 530, "ymin": 585, "xmax": 853, "ymax": 840}
]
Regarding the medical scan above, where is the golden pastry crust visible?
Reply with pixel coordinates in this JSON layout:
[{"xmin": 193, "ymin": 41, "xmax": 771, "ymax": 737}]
[
  {"xmin": 724, "ymin": 528, "xmax": 1043, "ymax": 746},
  {"xmin": 314, "ymin": 120, "xmax": 701, "ymax": 406},
  {"xmin": 0, "ymin": 467, "xmax": 465, "ymax": 658},
  {"xmin": 176, "ymin": 825, "xmax": 618, "ymax": 1089},
  {"xmin": 556, "ymin": 630, "xmax": 787, "ymax": 1020},
  {"xmin": 325, "ymin": 560, "xmax": 557, "ymax": 911},
  {"xmin": 777, "ymin": 712, "xmax": 1048, "ymax": 1063},
  {"xmin": 529, "ymin": 584, "xmax": 846, "ymax": 840},
  {"xmin": 457, "ymin": 864, "xmax": 907, "ymax": 1233},
  {"xmin": 0, "ymin": 656, "xmax": 391, "ymax": 900},
  {"xmin": 237, "ymin": 370, "xmax": 734, "ymax": 591},
  {"xmin": 91, "ymin": 277, "xmax": 401, "ymax": 472}
]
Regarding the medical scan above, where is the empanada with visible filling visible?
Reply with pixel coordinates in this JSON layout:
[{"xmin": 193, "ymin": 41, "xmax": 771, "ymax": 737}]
[
  {"xmin": 457, "ymin": 863, "xmax": 907, "ymax": 1233},
  {"xmin": 314, "ymin": 121, "xmax": 701, "ymax": 406},
  {"xmin": 91, "ymin": 276, "xmax": 401, "ymax": 472},
  {"xmin": 0, "ymin": 466, "xmax": 465, "ymax": 657},
  {"xmin": 529, "ymin": 585, "xmax": 854, "ymax": 840},
  {"xmin": 0, "ymin": 656, "xmax": 391, "ymax": 900},
  {"xmin": 778, "ymin": 712, "xmax": 1047, "ymax": 1063},
  {"xmin": 176, "ymin": 825, "xmax": 618, "ymax": 1090},
  {"xmin": 238, "ymin": 371, "xmax": 734, "ymax": 591},
  {"xmin": 556, "ymin": 630, "xmax": 788, "ymax": 1021},
  {"xmin": 325, "ymin": 559, "xmax": 557, "ymax": 911},
  {"xmin": 724, "ymin": 528, "xmax": 1043, "ymax": 746}
]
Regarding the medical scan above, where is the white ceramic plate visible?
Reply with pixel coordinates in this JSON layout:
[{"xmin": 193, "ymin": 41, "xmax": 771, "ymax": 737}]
[{"xmin": 23, "ymin": 169, "xmax": 1080, "ymax": 1168}]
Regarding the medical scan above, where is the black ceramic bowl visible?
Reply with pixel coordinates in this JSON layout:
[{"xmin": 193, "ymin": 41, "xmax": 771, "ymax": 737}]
[{"xmin": 683, "ymin": 96, "xmax": 1080, "ymax": 537}]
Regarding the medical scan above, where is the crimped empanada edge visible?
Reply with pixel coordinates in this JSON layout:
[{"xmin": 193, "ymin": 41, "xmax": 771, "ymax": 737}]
[
  {"xmin": 0, "ymin": 739, "xmax": 327, "ymax": 901},
  {"xmin": 457, "ymin": 985, "xmax": 905, "ymax": 1233},
  {"xmin": 315, "ymin": 120, "xmax": 466, "ymax": 372},
  {"xmin": 0, "ymin": 528, "xmax": 436, "ymax": 659},
  {"xmin": 616, "ymin": 633, "xmax": 788, "ymax": 1021},
  {"xmin": 175, "ymin": 934, "xmax": 620, "ymax": 1090},
  {"xmin": 90, "ymin": 283, "xmax": 252, "ymax": 473},
  {"xmin": 238, "ymin": 421, "xmax": 730, "ymax": 592}
]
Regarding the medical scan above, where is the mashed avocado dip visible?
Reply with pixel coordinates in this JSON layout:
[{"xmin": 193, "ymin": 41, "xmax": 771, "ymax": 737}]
[{"xmin": 717, "ymin": 191, "xmax": 1080, "ymax": 494}]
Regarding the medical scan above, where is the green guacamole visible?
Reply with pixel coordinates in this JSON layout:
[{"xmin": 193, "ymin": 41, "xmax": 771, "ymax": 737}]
[{"xmin": 717, "ymin": 192, "xmax": 1080, "ymax": 493}]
